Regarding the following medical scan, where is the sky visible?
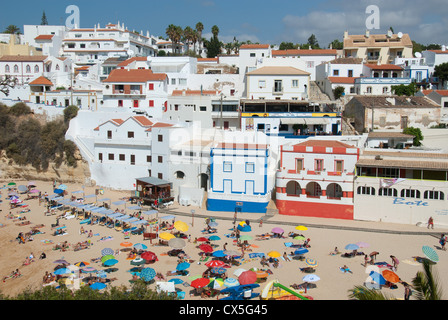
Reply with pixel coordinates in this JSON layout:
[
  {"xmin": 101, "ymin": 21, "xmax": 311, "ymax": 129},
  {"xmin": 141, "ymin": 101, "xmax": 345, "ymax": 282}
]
[{"xmin": 1, "ymin": 0, "xmax": 447, "ymax": 47}]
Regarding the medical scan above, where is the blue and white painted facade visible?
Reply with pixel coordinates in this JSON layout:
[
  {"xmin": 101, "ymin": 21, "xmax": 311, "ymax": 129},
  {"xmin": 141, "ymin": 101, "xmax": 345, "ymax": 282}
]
[{"xmin": 207, "ymin": 142, "xmax": 271, "ymax": 213}]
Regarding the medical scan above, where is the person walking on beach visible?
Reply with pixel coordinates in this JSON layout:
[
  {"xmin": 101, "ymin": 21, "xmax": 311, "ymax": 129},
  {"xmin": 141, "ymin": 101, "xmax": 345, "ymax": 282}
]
[
  {"xmin": 439, "ymin": 234, "xmax": 447, "ymax": 251},
  {"xmin": 390, "ymin": 255, "xmax": 399, "ymax": 271},
  {"xmin": 428, "ymin": 216, "xmax": 434, "ymax": 229},
  {"xmin": 404, "ymin": 283, "xmax": 412, "ymax": 300}
]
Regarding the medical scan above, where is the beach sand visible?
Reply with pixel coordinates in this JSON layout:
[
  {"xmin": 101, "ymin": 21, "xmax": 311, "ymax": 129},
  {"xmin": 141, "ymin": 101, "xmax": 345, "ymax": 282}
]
[{"xmin": 1, "ymin": 179, "xmax": 447, "ymax": 300}]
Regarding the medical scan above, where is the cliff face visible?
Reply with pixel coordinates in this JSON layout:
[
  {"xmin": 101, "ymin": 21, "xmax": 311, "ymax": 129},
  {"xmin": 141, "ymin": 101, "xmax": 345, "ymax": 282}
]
[{"xmin": 0, "ymin": 155, "xmax": 92, "ymax": 184}]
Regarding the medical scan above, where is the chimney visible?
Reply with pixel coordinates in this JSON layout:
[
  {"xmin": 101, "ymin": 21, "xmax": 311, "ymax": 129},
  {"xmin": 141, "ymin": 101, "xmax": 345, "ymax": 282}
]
[
  {"xmin": 442, "ymin": 45, "xmax": 446, "ymax": 52},
  {"xmin": 344, "ymin": 30, "xmax": 348, "ymax": 39},
  {"xmin": 365, "ymin": 30, "xmax": 370, "ymax": 38}
]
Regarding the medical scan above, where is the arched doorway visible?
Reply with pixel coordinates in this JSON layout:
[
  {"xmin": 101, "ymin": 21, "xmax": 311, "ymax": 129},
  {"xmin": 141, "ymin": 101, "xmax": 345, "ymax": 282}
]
[
  {"xmin": 306, "ymin": 182, "xmax": 322, "ymax": 198},
  {"xmin": 326, "ymin": 183, "xmax": 342, "ymax": 199},
  {"xmin": 286, "ymin": 181, "xmax": 301, "ymax": 196}
]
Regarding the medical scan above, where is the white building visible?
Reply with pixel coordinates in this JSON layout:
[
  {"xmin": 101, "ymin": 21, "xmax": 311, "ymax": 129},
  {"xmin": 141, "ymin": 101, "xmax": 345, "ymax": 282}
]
[
  {"xmin": 0, "ymin": 55, "xmax": 47, "ymax": 85},
  {"xmin": 354, "ymin": 64, "xmax": 411, "ymax": 96},
  {"xmin": 23, "ymin": 25, "xmax": 67, "ymax": 57},
  {"xmin": 238, "ymin": 44, "xmax": 271, "ymax": 75},
  {"xmin": 61, "ymin": 22, "xmax": 157, "ymax": 66},
  {"xmin": 354, "ymin": 149, "xmax": 448, "ymax": 227},
  {"xmin": 101, "ymin": 68, "xmax": 168, "ymax": 117}
]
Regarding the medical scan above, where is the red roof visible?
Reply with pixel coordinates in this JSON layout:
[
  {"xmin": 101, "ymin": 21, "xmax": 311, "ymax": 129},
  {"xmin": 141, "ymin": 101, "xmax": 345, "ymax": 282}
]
[
  {"xmin": 103, "ymin": 69, "xmax": 167, "ymax": 83},
  {"xmin": 429, "ymin": 50, "xmax": 448, "ymax": 54},
  {"xmin": 29, "ymin": 76, "xmax": 53, "ymax": 86},
  {"xmin": 240, "ymin": 44, "xmax": 270, "ymax": 49},
  {"xmin": 197, "ymin": 58, "xmax": 218, "ymax": 62},
  {"xmin": 328, "ymin": 77, "xmax": 356, "ymax": 84},
  {"xmin": 117, "ymin": 57, "xmax": 148, "ymax": 67},
  {"xmin": 272, "ymin": 49, "xmax": 337, "ymax": 56},
  {"xmin": 152, "ymin": 122, "xmax": 174, "ymax": 128},
  {"xmin": 34, "ymin": 34, "xmax": 54, "ymax": 41},
  {"xmin": 365, "ymin": 64, "xmax": 403, "ymax": 71},
  {"xmin": 295, "ymin": 139, "xmax": 355, "ymax": 149},
  {"xmin": 132, "ymin": 116, "xmax": 154, "ymax": 127}
]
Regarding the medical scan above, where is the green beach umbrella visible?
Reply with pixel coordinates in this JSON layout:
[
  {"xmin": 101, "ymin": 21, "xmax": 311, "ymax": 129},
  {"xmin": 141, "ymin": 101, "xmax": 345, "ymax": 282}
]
[{"xmin": 422, "ymin": 245, "xmax": 439, "ymax": 262}]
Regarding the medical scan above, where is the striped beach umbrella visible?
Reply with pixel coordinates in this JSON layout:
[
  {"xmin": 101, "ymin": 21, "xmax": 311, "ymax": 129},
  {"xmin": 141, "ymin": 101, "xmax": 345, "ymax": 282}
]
[
  {"xmin": 224, "ymin": 277, "xmax": 239, "ymax": 287},
  {"xmin": 305, "ymin": 258, "xmax": 318, "ymax": 268},
  {"xmin": 133, "ymin": 243, "xmax": 148, "ymax": 250},
  {"xmin": 101, "ymin": 248, "xmax": 114, "ymax": 256},
  {"xmin": 422, "ymin": 245, "xmax": 439, "ymax": 262}
]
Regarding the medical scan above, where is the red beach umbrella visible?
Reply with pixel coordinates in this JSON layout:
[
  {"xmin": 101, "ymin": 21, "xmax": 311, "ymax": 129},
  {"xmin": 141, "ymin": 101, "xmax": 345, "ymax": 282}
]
[
  {"xmin": 205, "ymin": 260, "xmax": 225, "ymax": 268},
  {"xmin": 197, "ymin": 237, "xmax": 209, "ymax": 242},
  {"xmin": 141, "ymin": 251, "xmax": 158, "ymax": 261},
  {"xmin": 199, "ymin": 244, "xmax": 214, "ymax": 253},
  {"xmin": 191, "ymin": 277, "xmax": 210, "ymax": 288},
  {"xmin": 238, "ymin": 270, "xmax": 257, "ymax": 285}
]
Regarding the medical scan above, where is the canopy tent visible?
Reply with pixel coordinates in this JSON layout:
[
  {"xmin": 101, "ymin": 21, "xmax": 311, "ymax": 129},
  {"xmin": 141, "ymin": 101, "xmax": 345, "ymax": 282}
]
[
  {"xmin": 134, "ymin": 177, "xmax": 173, "ymax": 205},
  {"xmin": 279, "ymin": 117, "xmax": 330, "ymax": 125}
]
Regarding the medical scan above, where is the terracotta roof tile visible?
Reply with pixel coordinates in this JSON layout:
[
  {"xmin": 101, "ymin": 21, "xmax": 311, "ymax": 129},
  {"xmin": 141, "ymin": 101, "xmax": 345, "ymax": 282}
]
[
  {"xmin": 29, "ymin": 76, "xmax": 53, "ymax": 86},
  {"xmin": 34, "ymin": 34, "xmax": 54, "ymax": 41},
  {"xmin": 328, "ymin": 77, "xmax": 356, "ymax": 84},
  {"xmin": 103, "ymin": 69, "xmax": 167, "ymax": 83},
  {"xmin": 117, "ymin": 57, "xmax": 148, "ymax": 67},
  {"xmin": 272, "ymin": 49, "xmax": 337, "ymax": 56},
  {"xmin": 240, "ymin": 44, "xmax": 270, "ymax": 49},
  {"xmin": 0, "ymin": 55, "xmax": 47, "ymax": 62},
  {"xmin": 295, "ymin": 139, "xmax": 355, "ymax": 149},
  {"xmin": 247, "ymin": 66, "xmax": 310, "ymax": 75},
  {"xmin": 365, "ymin": 64, "xmax": 403, "ymax": 71}
]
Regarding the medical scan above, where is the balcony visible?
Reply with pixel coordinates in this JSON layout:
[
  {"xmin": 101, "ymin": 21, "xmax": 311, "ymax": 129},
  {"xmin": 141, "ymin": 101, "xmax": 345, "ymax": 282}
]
[
  {"xmin": 354, "ymin": 77, "xmax": 412, "ymax": 85},
  {"xmin": 272, "ymin": 87, "xmax": 283, "ymax": 95}
]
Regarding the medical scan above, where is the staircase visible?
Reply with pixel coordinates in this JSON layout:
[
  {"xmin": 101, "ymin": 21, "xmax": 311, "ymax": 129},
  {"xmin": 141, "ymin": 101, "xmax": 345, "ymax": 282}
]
[{"xmin": 308, "ymin": 81, "xmax": 332, "ymax": 103}]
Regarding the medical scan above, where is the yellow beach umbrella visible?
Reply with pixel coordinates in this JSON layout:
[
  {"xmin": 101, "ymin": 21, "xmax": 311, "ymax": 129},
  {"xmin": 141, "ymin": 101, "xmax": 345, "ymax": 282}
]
[
  {"xmin": 159, "ymin": 232, "xmax": 175, "ymax": 241},
  {"xmin": 174, "ymin": 220, "xmax": 189, "ymax": 233},
  {"xmin": 267, "ymin": 251, "xmax": 281, "ymax": 258},
  {"xmin": 295, "ymin": 225, "xmax": 308, "ymax": 231}
]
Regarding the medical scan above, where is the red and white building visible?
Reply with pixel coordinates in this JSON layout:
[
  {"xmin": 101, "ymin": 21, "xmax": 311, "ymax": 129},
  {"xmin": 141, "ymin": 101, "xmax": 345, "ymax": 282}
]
[
  {"xmin": 276, "ymin": 139, "xmax": 360, "ymax": 220},
  {"xmin": 101, "ymin": 68, "xmax": 168, "ymax": 117}
]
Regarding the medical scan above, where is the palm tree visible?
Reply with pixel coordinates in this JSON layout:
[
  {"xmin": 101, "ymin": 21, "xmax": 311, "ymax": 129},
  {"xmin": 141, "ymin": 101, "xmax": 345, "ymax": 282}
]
[
  {"xmin": 4, "ymin": 25, "xmax": 21, "ymax": 35},
  {"xmin": 183, "ymin": 26, "xmax": 195, "ymax": 52},
  {"xmin": 349, "ymin": 259, "xmax": 443, "ymax": 300},
  {"xmin": 211, "ymin": 25, "xmax": 219, "ymax": 38},
  {"xmin": 195, "ymin": 22, "xmax": 204, "ymax": 53},
  {"xmin": 165, "ymin": 24, "xmax": 182, "ymax": 54}
]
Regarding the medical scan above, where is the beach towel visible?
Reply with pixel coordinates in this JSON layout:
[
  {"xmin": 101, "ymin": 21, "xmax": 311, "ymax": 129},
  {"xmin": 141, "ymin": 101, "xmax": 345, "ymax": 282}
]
[
  {"xmin": 249, "ymin": 252, "xmax": 265, "ymax": 259},
  {"xmin": 284, "ymin": 242, "xmax": 293, "ymax": 247},
  {"xmin": 340, "ymin": 267, "xmax": 352, "ymax": 273}
]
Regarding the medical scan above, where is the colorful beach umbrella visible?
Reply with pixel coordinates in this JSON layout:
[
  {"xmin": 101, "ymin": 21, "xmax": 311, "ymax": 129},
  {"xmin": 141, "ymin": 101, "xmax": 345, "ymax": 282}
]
[
  {"xmin": 133, "ymin": 243, "xmax": 147, "ymax": 250},
  {"xmin": 422, "ymin": 245, "xmax": 439, "ymax": 262},
  {"xmin": 191, "ymin": 277, "xmax": 210, "ymax": 288},
  {"xmin": 303, "ymin": 274, "xmax": 320, "ymax": 282},
  {"xmin": 53, "ymin": 259, "xmax": 70, "ymax": 265},
  {"xmin": 295, "ymin": 225, "xmax": 308, "ymax": 231},
  {"xmin": 54, "ymin": 268, "xmax": 71, "ymax": 275},
  {"xmin": 294, "ymin": 235, "xmax": 306, "ymax": 241},
  {"xmin": 212, "ymin": 250, "xmax": 226, "ymax": 258},
  {"xmin": 159, "ymin": 232, "xmax": 175, "ymax": 241},
  {"xmin": 101, "ymin": 248, "xmax": 114, "ymax": 256},
  {"xmin": 196, "ymin": 237, "xmax": 209, "ymax": 242},
  {"xmin": 356, "ymin": 241, "xmax": 370, "ymax": 248},
  {"xmin": 345, "ymin": 244, "xmax": 359, "ymax": 251},
  {"xmin": 294, "ymin": 248, "xmax": 309, "ymax": 255},
  {"xmin": 101, "ymin": 255, "xmax": 115, "ymax": 264},
  {"xmin": 176, "ymin": 262, "xmax": 190, "ymax": 271},
  {"xmin": 255, "ymin": 270, "xmax": 269, "ymax": 279},
  {"xmin": 103, "ymin": 259, "xmax": 118, "ymax": 266},
  {"xmin": 368, "ymin": 271, "xmax": 386, "ymax": 285},
  {"xmin": 224, "ymin": 277, "xmax": 239, "ymax": 287},
  {"xmin": 82, "ymin": 267, "xmax": 97, "ymax": 273},
  {"xmin": 271, "ymin": 227, "xmax": 284, "ymax": 234},
  {"xmin": 211, "ymin": 267, "xmax": 226, "ymax": 274},
  {"xmin": 382, "ymin": 270, "xmax": 400, "ymax": 283},
  {"xmin": 168, "ymin": 278, "xmax": 184, "ymax": 285},
  {"xmin": 239, "ymin": 235, "xmax": 252, "ymax": 241},
  {"xmin": 305, "ymin": 258, "xmax": 318, "ymax": 268},
  {"xmin": 140, "ymin": 267, "xmax": 156, "ymax": 282},
  {"xmin": 238, "ymin": 270, "xmax": 257, "ymax": 285},
  {"xmin": 120, "ymin": 242, "xmax": 133, "ymax": 248},
  {"xmin": 141, "ymin": 251, "xmax": 157, "ymax": 261},
  {"xmin": 54, "ymin": 188, "xmax": 64, "ymax": 194},
  {"xmin": 74, "ymin": 261, "xmax": 90, "ymax": 267},
  {"xmin": 205, "ymin": 260, "xmax": 225, "ymax": 268},
  {"xmin": 58, "ymin": 184, "xmax": 68, "ymax": 190},
  {"xmin": 208, "ymin": 278, "xmax": 224, "ymax": 289},
  {"xmin": 267, "ymin": 251, "xmax": 281, "ymax": 258},
  {"xmin": 174, "ymin": 220, "xmax": 189, "ymax": 233},
  {"xmin": 237, "ymin": 223, "xmax": 251, "ymax": 232}
]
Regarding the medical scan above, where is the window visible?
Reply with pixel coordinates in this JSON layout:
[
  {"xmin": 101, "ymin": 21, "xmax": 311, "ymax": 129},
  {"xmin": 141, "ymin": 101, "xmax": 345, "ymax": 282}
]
[
  {"xmin": 127, "ymin": 131, "xmax": 134, "ymax": 138},
  {"xmin": 292, "ymin": 79, "xmax": 299, "ymax": 88},
  {"xmin": 147, "ymin": 155, "xmax": 152, "ymax": 162},
  {"xmin": 148, "ymin": 83, "xmax": 154, "ymax": 90},
  {"xmin": 67, "ymin": 43, "xmax": 75, "ymax": 49},
  {"xmin": 149, "ymin": 100, "xmax": 154, "ymax": 107},
  {"xmin": 357, "ymin": 186, "xmax": 375, "ymax": 195},
  {"xmin": 158, "ymin": 135, "xmax": 163, "ymax": 142},
  {"xmin": 223, "ymin": 161, "xmax": 232, "ymax": 172},
  {"xmin": 80, "ymin": 44, "xmax": 86, "ymax": 48},
  {"xmin": 250, "ymin": 53, "xmax": 256, "ymax": 57},
  {"xmin": 401, "ymin": 189, "xmax": 420, "ymax": 198},
  {"xmin": 424, "ymin": 190, "xmax": 444, "ymax": 200},
  {"xmin": 333, "ymin": 69, "xmax": 339, "ymax": 76},
  {"xmin": 13, "ymin": 65, "xmax": 18, "ymax": 73},
  {"xmin": 379, "ymin": 188, "xmax": 397, "ymax": 197},
  {"xmin": 26, "ymin": 65, "xmax": 31, "ymax": 73},
  {"xmin": 130, "ymin": 155, "xmax": 135, "ymax": 165},
  {"xmin": 258, "ymin": 80, "xmax": 266, "ymax": 88},
  {"xmin": 5, "ymin": 65, "xmax": 9, "ymax": 73},
  {"xmin": 118, "ymin": 100, "xmax": 123, "ymax": 107},
  {"xmin": 108, "ymin": 153, "xmax": 114, "ymax": 160},
  {"xmin": 158, "ymin": 156, "xmax": 163, "ymax": 163},
  {"xmin": 119, "ymin": 154, "xmax": 125, "ymax": 161},
  {"xmin": 200, "ymin": 106, "xmax": 207, "ymax": 112},
  {"xmin": 296, "ymin": 159, "xmax": 303, "ymax": 172},
  {"xmin": 315, "ymin": 159, "xmax": 324, "ymax": 172},
  {"xmin": 98, "ymin": 153, "xmax": 103, "ymax": 162},
  {"xmin": 171, "ymin": 78, "xmax": 176, "ymax": 85},
  {"xmin": 178, "ymin": 78, "xmax": 187, "ymax": 85},
  {"xmin": 158, "ymin": 173, "xmax": 163, "ymax": 179},
  {"xmin": 274, "ymin": 80, "xmax": 282, "ymax": 93},
  {"xmin": 55, "ymin": 64, "xmax": 60, "ymax": 71},
  {"xmin": 335, "ymin": 160, "xmax": 343, "ymax": 172},
  {"xmin": 367, "ymin": 87, "xmax": 372, "ymax": 94},
  {"xmin": 107, "ymin": 130, "xmax": 112, "ymax": 139},
  {"xmin": 383, "ymin": 87, "xmax": 388, "ymax": 94},
  {"xmin": 245, "ymin": 162, "xmax": 255, "ymax": 173},
  {"xmin": 175, "ymin": 171, "xmax": 185, "ymax": 179},
  {"xmin": 348, "ymin": 70, "xmax": 353, "ymax": 77}
]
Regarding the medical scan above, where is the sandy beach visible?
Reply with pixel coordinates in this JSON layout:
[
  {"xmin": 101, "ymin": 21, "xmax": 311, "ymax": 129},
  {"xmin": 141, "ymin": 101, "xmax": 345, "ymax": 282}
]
[{"xmin": 1, "ymin": 179, "xmax": 447, "ymax": 301}]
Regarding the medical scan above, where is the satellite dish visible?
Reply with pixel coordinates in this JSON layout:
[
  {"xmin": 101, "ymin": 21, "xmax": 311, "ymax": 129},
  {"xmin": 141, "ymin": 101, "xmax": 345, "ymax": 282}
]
[
  {"xmin": 415, "ymin": 52, "xmax": 422, "ymax": 58},
  {"xmin": 127, "ymin": 49, "xmax": 135, "ymax": 57},
  {"xmin": 397, "ymin": 32, "xmax": 403, "ymax": 39}
]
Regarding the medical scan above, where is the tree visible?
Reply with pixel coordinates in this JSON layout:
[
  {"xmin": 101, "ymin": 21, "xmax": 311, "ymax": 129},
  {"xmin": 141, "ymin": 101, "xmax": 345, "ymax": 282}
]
[
  {"xmin": 434, "ymin": 62, "xmax": 448, "ymax": 88},
  {"xmin": 328, "ymin": 39, "xmax": 343, "ymax": 50},
  {"xmin": 403, "ymin": 126, "xmax": 424, "ymax": 146},
  {"xmin": 333, "ymin": 86, "xmax": 345, "ymax": 100},
  {"xmin": 279, "ymin": 42, "xmax": 297, "ymax": 50},
  {"xmin": 195, "ymin": 22, "xmax": 204, "ymax": 52},
  {"xmin": 0, "ymin": 75, "xmax": 18, "ymax": 97},
  {"xmin": 182, "ymin": 26, "xmax": 195, "ymax": 51},
  {"xmin": 391, "ymin": 83, "xmax": 417, "ymax": 96},
  {"xmin": 205, "ymin": 25, "xmax": 222, "ymax": 58},
  {"xmin": 307, "ymin": 34, "xmax": 319, "ymax": 48},
  {"xmin": 63, "ymin": 105, "xmax": 79, "ymax": 123},
  {"xmin": 211, "ymin": 25, "xmax": 219, "ymax": 38},
  {"xmin": 4, "ymin": 25, "xmax": 21, "ymax": 34},
  {"xmin": 41, "ymin": 11, "xmax": 48, "ymax": 25},
  {"xmin": 165, "ymin": 24, "xmax": 182, "ymax": 54}
]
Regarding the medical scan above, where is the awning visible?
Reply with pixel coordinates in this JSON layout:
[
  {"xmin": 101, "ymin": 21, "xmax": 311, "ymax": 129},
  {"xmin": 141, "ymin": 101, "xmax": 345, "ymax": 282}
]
[
  {"xmin": 280, "ymin": 118, "xmax": 330, "ymax": 125},
  {"xmin": 136, "ymin": 176, "xmax": 172, "ymax": 187}
]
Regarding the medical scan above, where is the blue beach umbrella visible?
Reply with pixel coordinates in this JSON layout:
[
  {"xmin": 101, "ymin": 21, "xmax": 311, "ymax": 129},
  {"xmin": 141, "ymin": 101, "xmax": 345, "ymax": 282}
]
[
  {"xmin": 237, "ymin": 223, "xmax": 251, "ymax": 232},
  {"xmin": 224, "ymin": 277, "xmax": 239, "ymax": 287},
  {"xmin": 345, "ymin": 244, "xmax": 359, "ymax": 251},
  {"xmin": 212, "ymin": 250, "xmax": 226, "ymax": 257},
  {"xmin": 90, "ymin": 282, "xmax": 107, "ymax": 290},
  {"xmin": 422, "ymin": 245, "xmax": 439, "ymax": 262},
  {"xmin": 169, "ymin": 278, "xmax": 184, "ymax": 285},
  {"xmin": 208, "ymin": 235, "xmax": 221, "ymax": 241},
  {"xmin": 133, "ymin": 243, "xmax": 148, "ymax": 250},
  {"xmin": 176, "ymin": 262, "xmax": 190, "ymax": 271},
  {"xmin": 294, "ymin": 248, "xmax": 309, "ymax": 255},
  {"xmin": 369, "ymin": 271, "xmax": 386, "ymax": 285},
  {"xmin": 54, "ymin": 268, "xmax": 71, "ymax": 275},
  {"xmin": 140, "ymin": 267, "xmax": 156, "ymax": 282},
  {"xmin": 103, "ymin": 259, "xmax": 118, "ymax": 267},
  {"xmin": 58, "ymin": 184, "xmax": 68, "ymax": 190},
  {"xmin": 211, "ymin": 267, "xmax": 227, "ymax": 274},
  {"xmin": 54, "ymin": 188, "xmax": 64, "ymax": 194}
]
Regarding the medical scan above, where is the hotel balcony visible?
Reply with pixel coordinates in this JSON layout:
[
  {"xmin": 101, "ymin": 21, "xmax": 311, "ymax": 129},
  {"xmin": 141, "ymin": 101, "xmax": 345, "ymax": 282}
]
[{"xmin": 277, "ymin": 169, "xmax": 354, "ymax": 182}]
